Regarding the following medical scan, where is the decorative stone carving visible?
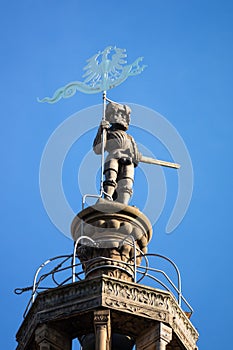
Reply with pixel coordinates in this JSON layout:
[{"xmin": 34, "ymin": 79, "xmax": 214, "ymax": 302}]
[
  {"xmin": 16, "ymin": 276, "xmax": 198, "ymax": 350},
  {"xmin": 94, "ymin": 310, "xmax": 111, "ymax": 350},
  {"xmin": 101, "ymin": 278, "xmax": 198, "ymax": 350},
  {"xmin": 71, "ymin": 200, "xmax": 152, "ymax": 281},
  {"xmin": 170, "ymin": 301, "xmax": 199, "ymax": 350}
]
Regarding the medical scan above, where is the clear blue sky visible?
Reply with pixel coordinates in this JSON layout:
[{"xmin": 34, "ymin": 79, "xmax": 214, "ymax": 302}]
[{"xmin": 1, "ymin": 1, "xmax": 233, "ymax": 349}]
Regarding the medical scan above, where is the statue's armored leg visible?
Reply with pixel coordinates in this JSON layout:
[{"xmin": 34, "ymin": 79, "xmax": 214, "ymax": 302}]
[
  {"xmin": 116, "ymin": 178, "xmax": 133, "ymax": 204},
  {"xmin": 103, "ymin": 159, "xmax": 119, "ymax": 200},
  {"xmin": 103, "ymin": 171, "xmax": 117, "ymax": 199},
  {"xmin": 115, "ymin": 163, "xmax": 134, "ymax": 205}
]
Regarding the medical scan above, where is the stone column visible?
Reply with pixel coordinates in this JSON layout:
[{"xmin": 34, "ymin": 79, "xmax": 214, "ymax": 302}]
[
  {"xmin": 155, "ymin": 339, "xmax": 168, "ymax": 350},
  {"xmin": 136, "ymin": 322, "xmax": 172, "ymax": 350},
  {"xmin": 35, "ymin": 324, "xmax": 71, "ymax": 350},
  {"xmin": 94, "ymin": 310, "xmax": 111, "ymax": 350}
]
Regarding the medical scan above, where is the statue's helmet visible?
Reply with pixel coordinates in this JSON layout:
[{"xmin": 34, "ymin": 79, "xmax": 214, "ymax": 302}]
[{"xmin": 105, "ymin": 102, "xmax": 131, "ymax": 130}]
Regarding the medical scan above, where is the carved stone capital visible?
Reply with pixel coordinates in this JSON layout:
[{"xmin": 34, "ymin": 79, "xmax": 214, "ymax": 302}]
[
  {"xmin": 71, "ymin": 201, "xmax": 152, "ymax": 280},
  {"xmin": 94, "ymin": 310, "xmax": 111, "ymax": 325},
  {"xmin": 94, "ymin": 310, "xmax": 111, "ymax": 350}
]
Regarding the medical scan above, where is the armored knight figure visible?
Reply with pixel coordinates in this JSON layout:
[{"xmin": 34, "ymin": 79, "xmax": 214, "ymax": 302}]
[{"xmin": 93, "ymin": 102, "xmax": 141, "ymax": 205}]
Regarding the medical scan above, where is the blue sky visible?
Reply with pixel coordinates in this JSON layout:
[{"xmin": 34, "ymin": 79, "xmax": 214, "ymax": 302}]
[{"xmin": 1, "ymin": 1, "xmax": 233, "ymax": 348}]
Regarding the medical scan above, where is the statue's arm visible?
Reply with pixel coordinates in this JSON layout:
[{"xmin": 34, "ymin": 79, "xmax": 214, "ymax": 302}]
[{"xmin": 93, "ymin": 120, "xmax": 110, "ymax": 154}]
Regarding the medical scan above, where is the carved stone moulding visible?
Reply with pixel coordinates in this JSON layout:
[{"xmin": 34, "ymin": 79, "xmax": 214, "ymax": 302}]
[
  {"xmin": 71, "ymin": 200, "xmax": 153, "ymax": 280},
  {"xmin": 16, "ymin": 276, "xmax": 198, "ymax": 350}
]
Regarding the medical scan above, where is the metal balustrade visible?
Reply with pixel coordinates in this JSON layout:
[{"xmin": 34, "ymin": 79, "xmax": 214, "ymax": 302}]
[{"xmin": 14, "ymin": 237, "xmax": 193, "ymax": 318}]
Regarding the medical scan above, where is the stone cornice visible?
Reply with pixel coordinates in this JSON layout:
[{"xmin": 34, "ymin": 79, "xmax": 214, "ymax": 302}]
[
  {"xmin": 101, "ymin": 277, "xmax": 198, "ymax": 350},
  {"xmin": 16, "ymin": 275, "xmax": 198, "ymax": 350}
]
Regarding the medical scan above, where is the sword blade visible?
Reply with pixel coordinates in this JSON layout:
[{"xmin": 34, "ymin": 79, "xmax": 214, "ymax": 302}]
[{"xmin": 140, "ymin": 155, "xmax": 180, "ymax": 169}]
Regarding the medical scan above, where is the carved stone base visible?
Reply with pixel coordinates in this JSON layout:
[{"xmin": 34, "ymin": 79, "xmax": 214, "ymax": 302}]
[
  {"xmin": 71, "ymin": 200, "xmax": 153, "ymax": 281},
  {"xmin": 16, "ymin": 276, "xmax": 199, "ymax": 350}
]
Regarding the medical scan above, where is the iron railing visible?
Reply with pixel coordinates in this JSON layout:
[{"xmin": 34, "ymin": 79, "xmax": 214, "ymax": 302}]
[{"xmin": 14, "ymin": 238, "xmax": 193, "ymax": 318}]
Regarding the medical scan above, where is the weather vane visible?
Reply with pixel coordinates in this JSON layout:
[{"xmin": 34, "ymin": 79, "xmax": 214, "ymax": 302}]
[
  {"xmin": 39, "ymin": 46, "xmax": 179, "ymax": 205},
  {"xmin": 38, "ymin": 46, "xmax": 146, "ymax": 103}
]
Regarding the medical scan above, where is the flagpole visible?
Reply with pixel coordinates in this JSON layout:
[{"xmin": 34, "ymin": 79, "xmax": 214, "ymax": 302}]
[{"xmin": 100, "ymin": 91, "xmax": 107, "ymax": 197}]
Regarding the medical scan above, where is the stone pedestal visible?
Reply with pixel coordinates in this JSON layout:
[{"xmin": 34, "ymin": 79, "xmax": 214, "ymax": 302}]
[{"xmin": 71, "ymin": 200, "xmax": 152, "ymax": 281}]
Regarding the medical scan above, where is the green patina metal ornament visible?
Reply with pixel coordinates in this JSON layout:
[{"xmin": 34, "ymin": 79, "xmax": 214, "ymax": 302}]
[{"xmin": 38, "ymin": 46, "xmax": 147, "ymax": 103}]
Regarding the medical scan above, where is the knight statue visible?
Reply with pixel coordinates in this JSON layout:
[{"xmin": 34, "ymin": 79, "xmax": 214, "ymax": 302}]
[{"xmin": 93, "ymin": 102, "xmax": 141, "ymax": 205}]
